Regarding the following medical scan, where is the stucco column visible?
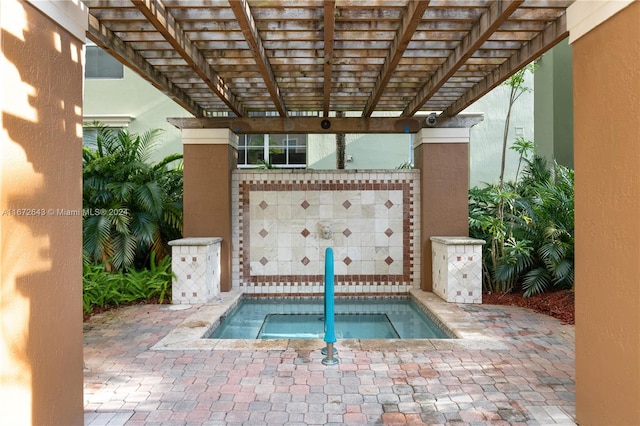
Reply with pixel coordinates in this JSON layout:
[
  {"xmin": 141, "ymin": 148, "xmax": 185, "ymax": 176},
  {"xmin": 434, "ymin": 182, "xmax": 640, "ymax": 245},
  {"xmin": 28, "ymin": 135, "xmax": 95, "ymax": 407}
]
[
  {"xmin": 414, "ymin": 128, "xmax": 470, "ymax": 292},
  {"xmin": 1, "ymin": 1, "xmax": 86, "ymax": 424},
  {"xmin": 182, "ymin": 129, "xmax": 237, "ymax": 292},
  {"xmin": 568, "ymin": 1, "xmax": 639, "ymax": 424}
]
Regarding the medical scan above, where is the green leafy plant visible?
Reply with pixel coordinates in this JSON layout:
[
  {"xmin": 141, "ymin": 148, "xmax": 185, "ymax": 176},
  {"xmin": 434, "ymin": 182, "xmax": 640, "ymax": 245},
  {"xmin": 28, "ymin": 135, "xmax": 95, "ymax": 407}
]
[
  {"xmin": 476, "ymin": 64, "xmax": 537, "ymax": 293},
  {"xmin": 515, "ymin": 161, "xmax": 574, "ymax": 296},
  {"xmin": 512, "ymin": 137, "xmax": 535, "ymax": 182},
  {"xmin": 82, "ymin": 263, "xmax": 123, "ymax": 314},
  {"xmin": 82, "ymin": 251, "xmax": 174, "ymax": 316},
  {"xmin": 469, "ymin": 152, "xmax": 574, "ymax": 296},
  {"xmin": 82, "ymin": 124, "xmax": 183, "ymax": 271},
  {"xmin": 469, "ymin": 63, "xmax": 568, "ymax": 296},
  {"xmin": 396, "ymin": 161, "xmax": 413, "ymax": 169},
  {"xmin": 499, "ymin": 63, "xmax": 537, "ymax": 188},
  {"xmin": 144, "ymin": 251, "xmax": 173, "ymax": 303},
  {"xmin": 255, "ymin": 159, "xmax": 276, "ymax": 169}
]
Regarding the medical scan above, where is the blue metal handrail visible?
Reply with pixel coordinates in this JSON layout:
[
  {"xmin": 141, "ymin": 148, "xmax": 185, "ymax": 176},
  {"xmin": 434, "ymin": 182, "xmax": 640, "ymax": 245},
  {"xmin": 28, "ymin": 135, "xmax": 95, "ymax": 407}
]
[{"xmin": 322, "ymin": 247, "xmax": 338, "ymax": 365}]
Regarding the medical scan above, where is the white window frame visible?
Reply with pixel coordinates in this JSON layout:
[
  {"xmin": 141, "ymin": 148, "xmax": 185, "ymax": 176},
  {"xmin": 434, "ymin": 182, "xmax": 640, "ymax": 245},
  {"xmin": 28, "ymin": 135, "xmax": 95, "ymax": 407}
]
[
  {"xmin": 84, "ymin": 43, "xmax": 124, "ymax": 79},
  {"xmin": 238, "ymin": 134, "xmax": 307, "ymax": 169}
]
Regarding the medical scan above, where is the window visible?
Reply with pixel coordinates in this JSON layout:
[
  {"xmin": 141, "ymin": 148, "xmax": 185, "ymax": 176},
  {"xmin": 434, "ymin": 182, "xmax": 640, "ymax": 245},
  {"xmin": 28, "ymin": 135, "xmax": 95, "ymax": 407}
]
[
  {"xmin": 82, "ymin": 127, "xmax": 99, "ymax": 149},
  {"xmin": 238, "ymin": 134, "xmax": 307, "ymax": 168},
  {"xmin": 82, "ymin": 116, "xmax": 134, "ymax": 148},
  {"xmin": 85, "ymin": 45, "xmax": 124, "ymax": 79}
]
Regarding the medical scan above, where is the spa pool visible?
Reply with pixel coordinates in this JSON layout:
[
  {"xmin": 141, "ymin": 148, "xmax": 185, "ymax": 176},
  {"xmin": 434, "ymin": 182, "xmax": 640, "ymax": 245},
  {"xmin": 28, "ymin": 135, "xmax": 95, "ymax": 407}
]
[{"xmin": 205, "ymin": 296, "xmax": 453, "ymax": 339}]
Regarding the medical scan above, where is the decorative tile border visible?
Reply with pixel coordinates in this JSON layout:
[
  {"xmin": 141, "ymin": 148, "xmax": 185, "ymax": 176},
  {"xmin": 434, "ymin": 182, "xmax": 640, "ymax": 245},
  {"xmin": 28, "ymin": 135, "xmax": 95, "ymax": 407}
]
[{"xmin": 231, "ymin": 170, "xmax": 420, "ymax": 294}]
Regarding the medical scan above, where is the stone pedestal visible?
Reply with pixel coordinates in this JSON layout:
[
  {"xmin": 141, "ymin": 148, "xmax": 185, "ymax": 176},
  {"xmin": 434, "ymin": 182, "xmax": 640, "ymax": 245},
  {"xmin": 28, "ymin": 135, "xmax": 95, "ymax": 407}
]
[
  {"xmin": 169, "ymin": 237, "xmax": 222, "ymax": 304},
  {"xmin": 430, "ymin": 236, "xmax": 485, "ymax": 304}
]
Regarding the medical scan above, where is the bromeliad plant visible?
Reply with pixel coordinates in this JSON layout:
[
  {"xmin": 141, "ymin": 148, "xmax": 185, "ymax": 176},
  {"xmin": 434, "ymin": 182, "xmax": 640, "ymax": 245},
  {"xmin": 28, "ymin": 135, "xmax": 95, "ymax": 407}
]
[
  {"xmin": 469, "ymin": 145, "xmax": 574, "ymax": 296},
  {"xmin": 82, "ymin": 124, "xmax": 183, "ymax": 271}
]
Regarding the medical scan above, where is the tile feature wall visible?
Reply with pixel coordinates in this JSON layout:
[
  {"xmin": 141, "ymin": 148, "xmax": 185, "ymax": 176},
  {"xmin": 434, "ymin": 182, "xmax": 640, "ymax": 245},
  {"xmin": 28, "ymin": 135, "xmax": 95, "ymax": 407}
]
[
  {"xmin": 232, "ymin": 170, "xmax": 420, "ymax": 295},
  {"xmin": 431, "ymin": 237, "xmax": 484, "ymax": 304}
]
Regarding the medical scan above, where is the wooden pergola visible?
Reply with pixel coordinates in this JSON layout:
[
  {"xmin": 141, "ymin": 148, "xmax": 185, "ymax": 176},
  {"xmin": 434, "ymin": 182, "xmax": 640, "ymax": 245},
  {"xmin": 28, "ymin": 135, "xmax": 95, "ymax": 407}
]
[
  {"xmin": 84, "ymin": 0, "xmax": 572, "ymax": 132},
  {"xmin": 5, "ymin": 2, "xmax": 639, "ymax": 424}
]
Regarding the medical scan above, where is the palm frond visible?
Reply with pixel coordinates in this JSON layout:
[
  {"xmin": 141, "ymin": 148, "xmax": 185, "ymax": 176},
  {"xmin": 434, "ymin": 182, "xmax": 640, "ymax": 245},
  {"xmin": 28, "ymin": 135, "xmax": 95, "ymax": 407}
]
[
  {"xmin": 130, "ymin": 212, "xmax": 157, "ymax": 246},
  {"xmin": 82, "ymin": 146, "xmax": 98, "ymax": 163},
  {"xmin": 83, "ymin": 124, "xmax": 182, "ymax": 271},
  {"xmin": 109, "ymin": 208, "xmax": 131, "ymax": 234},
  {"xmin": 97, "ymin": 125, "xmax": 121, "ymax": 157},
  {"xmin": 162, "ymin": 203, "xmax": 184, "ymax": 234},
  {"xmin": 152, "ymin": 154, "xmax": 183, "ymax": 171},
  {"xmin": 495, "ymin": 238, "xmax": 534, "ymax": 284},
  {"xmin": 539, "ymin": 240, "xmax": 568, "ymax": 264},
  {"xmin": 137, "ymin": 128, "xmax": 163, "ymax": 163},
  {"xmin": 82, "ymin": 215, "xmax": 113, "ymax": 262},
  {"xmin": 107, "ymin": 181, "xmax": 137, "ymax": 203},
  {"xmin": 551, "ymin": 259, "xmax": 574, "ymax": 284},
  {"xmin": 135, "ymin": 182, "xmax": 164, "ymax": 215},
  {"xmin": 522, "ymin": 267, "xmax": 552, "ymax": 297},
  {"xmin": 150, "ymin": 228, "xmax": 168, "ymax": 260},
  {"xmin": 111, "ymin": 232, "xmax": 138, "ymax": 271}
]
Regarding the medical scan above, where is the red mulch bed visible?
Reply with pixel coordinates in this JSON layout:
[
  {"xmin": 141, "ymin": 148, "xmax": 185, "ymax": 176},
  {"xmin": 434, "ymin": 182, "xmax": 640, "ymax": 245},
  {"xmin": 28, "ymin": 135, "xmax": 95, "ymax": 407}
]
[{"xmin": 483, "ymin": 289, "xmax": 574, "ymax": 325}]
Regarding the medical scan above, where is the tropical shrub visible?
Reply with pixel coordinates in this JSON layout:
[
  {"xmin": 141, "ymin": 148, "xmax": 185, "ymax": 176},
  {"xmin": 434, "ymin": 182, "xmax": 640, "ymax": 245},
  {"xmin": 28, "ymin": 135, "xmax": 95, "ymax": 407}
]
[
  {"xmin": 83, "ymin": 251, "xmax": 173, "ymax": 315},
  {"xmin": 396, "ymin": 161, "xmax": 413, "ymax": 169},
  {"xmin": 515, "ymin": 160, "xmax": 574, "ymax": 296},
  {"xmin": 82, "ymin": 124, "xmax": 183, "ymax": 271},
  {"xmin": 498, "ymin": 64, "xmax": 536, "ymax": 189},
  {"xmin": 469, "ymin": 150, "xmax": 574, "ymax": 296}
]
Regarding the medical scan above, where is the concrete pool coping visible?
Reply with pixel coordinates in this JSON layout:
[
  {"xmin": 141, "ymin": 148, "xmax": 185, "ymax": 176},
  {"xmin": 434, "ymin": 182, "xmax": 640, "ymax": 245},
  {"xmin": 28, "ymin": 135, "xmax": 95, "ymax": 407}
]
[{"xmin": 151, "ymin": 288, "xmax": 509, "ymax": 351}]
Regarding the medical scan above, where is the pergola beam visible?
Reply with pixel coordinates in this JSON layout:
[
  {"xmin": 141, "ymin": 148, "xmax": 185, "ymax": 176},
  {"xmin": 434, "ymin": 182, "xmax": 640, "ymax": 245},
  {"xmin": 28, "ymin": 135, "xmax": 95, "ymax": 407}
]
[
  {"xmin": 131, "ymin": 0, "xmax": 246, "ymax": 117},
  {"xmin": 84, "ymin": 1, "xmax": 574, "ymax": 119},
  {"xmin": 86, "ymin": 13, "xmax": 205, "ymax": 118},
  {"xmin": 362, "ymin": 0, "xmax": 430, "ymax": 118},
  {"xmin": 402, "ymin": 0, "xmax": 523, "ymax": 117},
  {"xmin": 441, "ymin": 12, "xmax": 568, "ymax": 118},
  {"xmin": 168, "ymin": 116, "xmax": 429, "ymax": 134},
  {"xmin": 229, "ymin": 0, "xmax": 288, "ymax": 117},
  {"xmin": 323, "ymin": 0, "xmax": 336, "ymax": 117}
]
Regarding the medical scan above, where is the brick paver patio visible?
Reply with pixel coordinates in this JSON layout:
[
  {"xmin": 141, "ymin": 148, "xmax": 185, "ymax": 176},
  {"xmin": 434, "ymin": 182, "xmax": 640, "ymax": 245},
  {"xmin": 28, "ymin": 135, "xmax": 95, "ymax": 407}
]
[{"xmin": 84, "ymin": 295, "xmax": 575, "ymax": 425}]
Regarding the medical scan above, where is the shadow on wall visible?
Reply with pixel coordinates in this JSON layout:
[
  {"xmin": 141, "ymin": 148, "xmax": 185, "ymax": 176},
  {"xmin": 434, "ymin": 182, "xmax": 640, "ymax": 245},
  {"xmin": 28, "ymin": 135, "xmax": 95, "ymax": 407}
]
[{"xmin": 1, "ymin": 2, "xmax": 83, "ymax": 424}]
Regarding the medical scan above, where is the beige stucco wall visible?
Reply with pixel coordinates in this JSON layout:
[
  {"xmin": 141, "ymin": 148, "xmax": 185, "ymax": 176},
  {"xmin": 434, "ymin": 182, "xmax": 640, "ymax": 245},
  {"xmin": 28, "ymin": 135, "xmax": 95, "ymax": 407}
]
[
  {"xmin": 0, "ymin": 1, "xmax": 85, "ymax": 424},
  {"xmin": 84, "ymin": 66, "xmax": 193, "ymax": 163},
  {"xmin": 534, "ymin": 39, "xmax": 574, "ymax": 168},
  {"xmin": 306, "ymin": 86, "xmax": 534, "ymax": 189},
  {"xmin": 573, "ymin": 2, "xmax": 640, "ymax": 424},
  {"xmin": 307, "ymin": 132, "xmax": 413, "ymax": 170},
  {"xmin": 465, "ymin": 71, "xmax": 534, "ymax": 186}
]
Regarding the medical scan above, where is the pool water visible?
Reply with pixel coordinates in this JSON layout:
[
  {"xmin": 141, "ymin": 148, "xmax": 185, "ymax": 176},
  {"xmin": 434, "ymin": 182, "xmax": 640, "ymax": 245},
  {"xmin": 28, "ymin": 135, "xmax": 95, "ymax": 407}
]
[
  {"xmin": 258, "ymin": 313, "xmax": 399, "ymax": 339},
  {"xmin": 205, "ymin": 297, "xmax": 451, "ymax": 339}
]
